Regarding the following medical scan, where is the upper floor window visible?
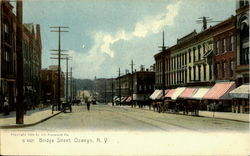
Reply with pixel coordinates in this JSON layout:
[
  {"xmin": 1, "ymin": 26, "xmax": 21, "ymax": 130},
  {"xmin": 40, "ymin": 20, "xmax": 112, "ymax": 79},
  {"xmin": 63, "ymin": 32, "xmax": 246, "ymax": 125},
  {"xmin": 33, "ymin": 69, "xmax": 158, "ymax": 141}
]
[
  {"xmin": 230, "ymin": 60, "xmax": 235, "ymax": 78},
  {"xmin": 193, "ymin": 47, "xmax": 196, "ymax": 62},
  {"xmin": 198, "ymin": 45, "xmax": 201, "ymax": 60},
  {"xmin": 215, "ymin": 40, "xmax": 219, "ymax": 55},
  {"xmin": 222, "ymin": 62, "xmax": 227, "ymax": 78},
  {"xmin": 188, "ymin": 49, "xmax": 191, "ymax": 63},
  {"xmin": 4, "ymin": 23, "xmax": 11, "ymax": 43},
  {"xmin": 229, "ymin": 36, "xmax": 234, "ymax": 51},
  {"xmin": 216, "ymin": 63, "xmax": 220, "ymax": 79},
  {"xmin": 222, "ymin": 38, "xmax": 226, "ymax": 53}
]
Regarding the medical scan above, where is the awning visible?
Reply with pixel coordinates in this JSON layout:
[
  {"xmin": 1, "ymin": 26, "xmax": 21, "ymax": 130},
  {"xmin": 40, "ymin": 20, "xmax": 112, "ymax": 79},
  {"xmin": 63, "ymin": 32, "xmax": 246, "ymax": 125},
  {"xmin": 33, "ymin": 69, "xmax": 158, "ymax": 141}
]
[
  {"xmin": 149, "ymin": 90, "xmax": 162, "ymax": 100},
  {"xmin": 155, "ymin": 89, "xmax": 169, "ymax": 100},
  {"xmin": 229, "ymin": 84, "xmax": 250, "ymax": 99},
  {"xmin": 203, "ymin": 82, "xmax": 235, "ymax": 100},
  {"xmin": 178, "ymin": 88, "xmax": 198, "ymax": 99},
  {"xmin": 125, "ymin": 96, "xmax": 132, "ymax": 102},
  {"xmin": 171, "ymin": 87, "xmax": 186, "ymax": 100},
  {"xmin": 190, "ymin": 88, "xmax": 211, "ymax": 100},
  {"xmin": 121, "ymin": 96, "xmax": 128, "ymax": 103},
  {"xmin": 165, "ymin": 89, "xmax": 176, "ymax": 98}
]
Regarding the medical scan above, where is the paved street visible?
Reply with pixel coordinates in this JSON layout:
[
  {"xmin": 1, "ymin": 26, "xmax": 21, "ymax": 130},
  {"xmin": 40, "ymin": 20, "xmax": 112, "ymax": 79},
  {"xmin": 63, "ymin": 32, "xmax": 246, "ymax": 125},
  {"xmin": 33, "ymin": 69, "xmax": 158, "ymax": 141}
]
[{"xmin": 16, "ymin": 104, "xmax": 249, "ymax": 133}]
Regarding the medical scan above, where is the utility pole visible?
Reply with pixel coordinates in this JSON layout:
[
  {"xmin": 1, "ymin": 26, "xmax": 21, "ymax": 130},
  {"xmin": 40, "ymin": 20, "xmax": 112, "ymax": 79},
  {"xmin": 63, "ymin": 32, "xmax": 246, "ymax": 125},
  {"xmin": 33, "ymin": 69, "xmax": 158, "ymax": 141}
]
[
  {"xmin": 111, "ymin": 77, "xmax": 114, "ymax": 106},
  {"xmin": 16, "ymin": 0, "xmax": 24, "ymax": 124},
  {"xmin": 118, "ymin": 68, "xmax": 121, "ymax": 106},
  {"xmin": 65, "ymin": 56, "xmax": 72, "ymax": 102},
  {"xmin": 130, "ymin": 60, "xmax": 135, "ymax": 107},
  {"xmin": 104, "ymin": 80, "xmax": 107, "ymax": 104},
  {"xmin": 50, "ymin": 26, "xmax": 69, "ymax": 110},
  {"xmin": 158, "ymin": 31, "xmax": 166, "ymax": 113},
  {"xmin": 70, "ymin": 67, "xmax": 73, "ymax": 102}
]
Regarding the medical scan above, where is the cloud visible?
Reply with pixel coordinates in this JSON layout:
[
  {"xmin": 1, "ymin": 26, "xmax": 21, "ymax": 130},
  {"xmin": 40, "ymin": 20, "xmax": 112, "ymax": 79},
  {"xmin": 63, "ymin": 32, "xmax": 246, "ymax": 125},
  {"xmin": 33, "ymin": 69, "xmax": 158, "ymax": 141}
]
[{"xmin": 67, "ymin": 1, "xmax": 182, "ymax": 78}]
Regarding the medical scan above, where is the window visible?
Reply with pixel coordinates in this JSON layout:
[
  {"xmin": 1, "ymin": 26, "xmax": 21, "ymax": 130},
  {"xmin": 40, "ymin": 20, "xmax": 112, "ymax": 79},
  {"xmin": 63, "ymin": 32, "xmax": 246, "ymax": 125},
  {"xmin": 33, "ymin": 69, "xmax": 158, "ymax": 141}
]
[
  {"xmin": 189, "ymin": 49, "xmax": 191, "ymax": 63},
  {"xmin": 203, "ymin": 43, "xmax": 206, "ymax": 54},
  {"xmin": 198, "ymin": 46, "xmax": 201, "ymax": 60},
  {"xmin": 216, "ymin": 63, "xmax": 220, "ymax": 79},
  {"xmin": 185, "ymin": 52, "xmax": 187, "ymax": 65},
  {"xmin": 198, "ymin": 65, "xmax": 201, "ymax": 81},
  {"xmin": 193, "ymin": 66, "xmax": 196, "ymax": 81},
  {"xmin": 4, "ymin": 23, "xmax": 10, "ymax": 43},
  {"xmin": 222, "ymin": 39, "xmax": 226, "ymax": 53},
  {"xmin": 189, "ymin": 67, "xmax": 192, "ymax": 81},
  {"xmin": 230, "ymin": 61, "xmax": 235, "ymax": 78},
  {"xmin": 222, "ymin": 62, "xmax": 226, "ymax": 78},
  {"xmin": 209, "ymin": 64, "xmax": 213, "ymax": 80},
  {"xmin": 215, "ymin": 41, "xmax": 219, "ymax": 55},
  {"xmin": 203, "ymin": 65, "xmax": 206, "ymax": 81},
  {"xmin": 193, "ymin": 47, "xmax": 196, "ymax": 62},
  {"xmin": 229, "ymin": 36, "xmax": 234, "ymax": 51}
]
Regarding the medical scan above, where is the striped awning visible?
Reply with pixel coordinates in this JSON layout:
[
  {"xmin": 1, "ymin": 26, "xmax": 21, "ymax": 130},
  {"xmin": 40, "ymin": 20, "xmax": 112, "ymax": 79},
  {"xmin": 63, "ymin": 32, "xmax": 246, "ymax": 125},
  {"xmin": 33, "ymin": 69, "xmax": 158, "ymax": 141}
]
[
  {"xmin": 229, "ymin": 84, "xmax": 250, "ymax": 99},
  {"xmin": 171, "ymin": 87, "xmax": 186, "ymax": 100},
  {"xmin": 190, "ymin": 88, "xmax": 211, "ymax": 100},
  {"xmin": 165, "ymin": 89, "xmax": 176, "ymax": 98},
  {"xmin": 178, "ymin": 88, "xmax": 198, "ymax": 99},
  {"xmin": 155, "ymin": 89, "xmax": 169, "ymax": 100},
  {"xmin": 150, "ymin": 90, "xmax": 162, "ymax": 100},
  {"xmin": 203, "ymin": 82, "xmax": 235, "ymax": 100},
  {"xmin": 125, "ymin": 96, "xmax": 132, "ymax": 102}
]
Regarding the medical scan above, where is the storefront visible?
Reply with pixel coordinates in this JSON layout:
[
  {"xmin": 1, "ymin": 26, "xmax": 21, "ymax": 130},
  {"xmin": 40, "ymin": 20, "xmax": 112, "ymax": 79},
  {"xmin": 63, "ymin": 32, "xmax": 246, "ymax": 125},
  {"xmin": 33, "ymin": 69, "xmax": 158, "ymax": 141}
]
[
  {"xmin": 229, "ymin": 84, "xmax": 250, "ymax": 113},
  {"xmin": 203, "ymin": 82, "xmax": 236, "ymax": 112}
]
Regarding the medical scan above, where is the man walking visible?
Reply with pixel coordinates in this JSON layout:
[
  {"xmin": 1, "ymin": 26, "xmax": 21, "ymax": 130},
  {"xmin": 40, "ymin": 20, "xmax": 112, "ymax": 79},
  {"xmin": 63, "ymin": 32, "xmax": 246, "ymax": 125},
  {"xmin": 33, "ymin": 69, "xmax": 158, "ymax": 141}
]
[{"xmin": 87, "ymin": 101, "xmax": 90, "ymax": 111}]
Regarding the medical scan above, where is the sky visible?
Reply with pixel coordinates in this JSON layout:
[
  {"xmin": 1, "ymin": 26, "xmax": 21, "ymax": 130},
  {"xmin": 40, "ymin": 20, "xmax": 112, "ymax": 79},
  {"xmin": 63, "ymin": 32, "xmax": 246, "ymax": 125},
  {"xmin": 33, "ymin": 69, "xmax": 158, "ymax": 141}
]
[{"xmin": 22, "ymin": 0, "xmax": 236, "ymax": 79}]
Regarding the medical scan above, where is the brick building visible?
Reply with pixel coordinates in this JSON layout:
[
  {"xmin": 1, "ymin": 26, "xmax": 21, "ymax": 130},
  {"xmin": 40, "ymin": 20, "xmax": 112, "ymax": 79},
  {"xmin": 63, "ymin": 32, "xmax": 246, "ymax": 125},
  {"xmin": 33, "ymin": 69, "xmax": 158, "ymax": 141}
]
[
  {"xmin": 23, "ymin": 23, "xmax": 42, "ymax": 107},
  {"xmin": 213, "ymin": 16, "xmax": 237, "ymax": 81},
  {"xmin": 0, "ymin": 1, "xmax": 17, "ymax": 111},
  {"xmin": 41, "ymin": 65, "xmax": 65, "ymax": 104}
]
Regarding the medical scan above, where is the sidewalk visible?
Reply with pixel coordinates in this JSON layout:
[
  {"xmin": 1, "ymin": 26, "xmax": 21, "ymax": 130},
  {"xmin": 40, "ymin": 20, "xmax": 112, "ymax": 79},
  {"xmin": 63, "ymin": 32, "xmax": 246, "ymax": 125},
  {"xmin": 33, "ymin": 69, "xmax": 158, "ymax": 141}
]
[
  {"xmin": 0, "ymin": 106, "xmax": 61, "ymax": 129},
  {"xmin": 109, "ymin": 104, "xmax": 250, "ymax": 123},
  {"xmin": 199, "ymin": 111, "xmax": 249, "ymax": 123}
]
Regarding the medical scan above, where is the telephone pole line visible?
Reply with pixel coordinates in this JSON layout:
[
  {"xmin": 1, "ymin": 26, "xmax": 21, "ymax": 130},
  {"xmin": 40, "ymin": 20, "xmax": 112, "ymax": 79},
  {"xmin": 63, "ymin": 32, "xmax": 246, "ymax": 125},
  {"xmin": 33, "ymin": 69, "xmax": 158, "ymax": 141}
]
[
  {"xmin": 111, "ymin": 77, "xmax": 114, "ymax": 106},
  {"xmin": 130, "ymin": 60, "xmax": 135, "ymax": 107},
  {"xmin": 118, "ymin": 68, "xmax": 121, "ymax": 106},
  {"xmin": 16, "ymin": 0, "xmax": 24, "ymax": 124},
  {"xmin": 50, "ymin": 26, "xmax": 69, "ymax": 110},
  {"xmin": 158, "ymin": 31, "xmax": 166, "ymax": 113}
]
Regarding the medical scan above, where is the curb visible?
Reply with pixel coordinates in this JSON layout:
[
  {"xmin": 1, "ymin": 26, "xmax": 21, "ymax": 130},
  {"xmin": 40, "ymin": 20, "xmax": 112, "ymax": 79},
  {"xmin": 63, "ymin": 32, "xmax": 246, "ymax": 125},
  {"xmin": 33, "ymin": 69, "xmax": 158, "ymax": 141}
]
[
  {"xmin": 113, "ymin": 105, "xmax": 250, "ymax": 123},
  {"xmin": 0, "ymin": 111, "xmax": 62, "ymax": 129}
]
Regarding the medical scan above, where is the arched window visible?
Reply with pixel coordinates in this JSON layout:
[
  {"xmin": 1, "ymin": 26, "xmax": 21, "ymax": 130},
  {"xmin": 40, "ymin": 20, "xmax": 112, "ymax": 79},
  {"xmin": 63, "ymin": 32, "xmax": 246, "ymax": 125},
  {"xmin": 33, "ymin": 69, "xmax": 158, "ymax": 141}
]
[{"xmin": 239, "ymin": 15, "xmax": 249, "ymax": 65}]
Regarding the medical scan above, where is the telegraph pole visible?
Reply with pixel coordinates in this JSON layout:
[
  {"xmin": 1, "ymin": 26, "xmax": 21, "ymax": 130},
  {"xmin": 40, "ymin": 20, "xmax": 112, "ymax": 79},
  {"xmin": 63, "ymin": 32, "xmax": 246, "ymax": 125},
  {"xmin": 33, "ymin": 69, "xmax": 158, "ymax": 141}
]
[
  {"xmin": 16, "ymin": 0, "xmax": 24, "ymax": 124},
  {"xmin": 158, "ymin": 31, "xmax": 166, "ymax": 113},
  {"xmin": 130, "ymin": 60, "xmax": 135, "ymax": 107},
  {"xmin": 118, "ymin": 68, "xmax": 121, "ymax": 106},
  {"xmin": 50, "ymin": 26, "xmax": 69, "ymax": 110},
  {"xmin": 70, "ymin": 67, "xmax": 73, "ymax": 101},
  {"xmin": 111, "ymin": 77, "xmax": 114, "ymax": 106},
  {"xmin": 104, "ymin": 80, "xmax": 107, "ymax": 104}
]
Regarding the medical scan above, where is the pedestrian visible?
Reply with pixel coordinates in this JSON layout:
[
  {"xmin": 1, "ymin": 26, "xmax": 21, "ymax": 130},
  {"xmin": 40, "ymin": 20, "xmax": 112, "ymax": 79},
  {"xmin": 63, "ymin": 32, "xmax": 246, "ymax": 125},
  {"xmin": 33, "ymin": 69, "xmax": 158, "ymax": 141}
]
[
  {"xmin": 3, "ymin": 97, "xmax": 9, "ymax": 115},
  {"xmin": 87, "ymin": 101, "xmax": 90, "ymax": 111}
]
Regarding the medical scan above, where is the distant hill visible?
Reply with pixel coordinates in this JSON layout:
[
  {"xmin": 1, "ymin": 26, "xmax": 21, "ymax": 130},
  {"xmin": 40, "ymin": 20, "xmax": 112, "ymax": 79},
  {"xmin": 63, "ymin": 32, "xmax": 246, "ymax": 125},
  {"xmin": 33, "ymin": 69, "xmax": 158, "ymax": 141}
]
[{"xmin": 75, "ymin": 79, "xmax": 94, "ymax": 91}]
